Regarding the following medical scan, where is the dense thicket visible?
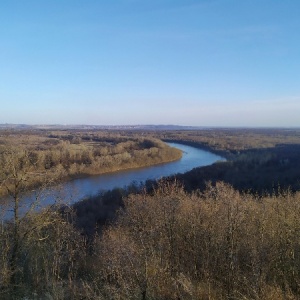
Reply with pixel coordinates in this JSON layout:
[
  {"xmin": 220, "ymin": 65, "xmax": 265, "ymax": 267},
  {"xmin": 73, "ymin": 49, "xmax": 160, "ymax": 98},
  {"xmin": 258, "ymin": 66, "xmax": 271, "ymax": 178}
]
[
  {"xmin": 172, "ymin": 144, "xmax": 300, "ymax": 194},
  {"xmin": 90, "ymin": 181, "xmax": 300, "ymax": 300},
  {"xmin": 2, "ymin": 181, "xmax": 300, "ymax": 299},
  {"xmin": 155, "ymin": 129, "xmax": 300, "ymax": 194}
]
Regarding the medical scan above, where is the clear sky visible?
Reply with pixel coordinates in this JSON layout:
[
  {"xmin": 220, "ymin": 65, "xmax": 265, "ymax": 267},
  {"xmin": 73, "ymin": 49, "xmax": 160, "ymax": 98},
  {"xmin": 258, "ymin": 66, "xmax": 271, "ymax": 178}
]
[{"xmin": 0, "ymin": 0, "xmax": 300, "ymax": 127}]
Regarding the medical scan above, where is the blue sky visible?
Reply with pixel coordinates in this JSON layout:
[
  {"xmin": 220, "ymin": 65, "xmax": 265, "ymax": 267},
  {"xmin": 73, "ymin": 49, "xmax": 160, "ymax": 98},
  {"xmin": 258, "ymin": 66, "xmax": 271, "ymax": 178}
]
[{"xmin": 0, "ymin": 0, "xmax": 300, "ymax": 126}]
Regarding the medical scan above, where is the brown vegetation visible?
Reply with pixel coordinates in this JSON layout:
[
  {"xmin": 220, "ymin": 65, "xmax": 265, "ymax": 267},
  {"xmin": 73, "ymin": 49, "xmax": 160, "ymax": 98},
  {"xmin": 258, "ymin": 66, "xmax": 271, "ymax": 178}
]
[
  {"xmin": 1, "ymin": 127, "xmax": 300, "ymax": 299},
  {"xmin": 156, "ymin": 128, "xmax": 300, "ymax": 152},
  {"xmin": 0, "ymin": 129, "xmax": 182, "ymax": 196},
  {"xmin": 152, "ymin": 129, "xmax": 300, "ymax": 194},
  {"xmin": 2, "ymin": 181, "xmax": 300, "ymax": 299},
  {"xmin": 89, "ymin": 181, "xmax": 300, "ymax": 300}
]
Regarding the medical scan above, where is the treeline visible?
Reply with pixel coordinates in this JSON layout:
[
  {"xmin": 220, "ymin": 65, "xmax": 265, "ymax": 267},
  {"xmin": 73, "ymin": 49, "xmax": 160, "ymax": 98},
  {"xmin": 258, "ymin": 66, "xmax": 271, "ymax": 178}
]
[
  {"xmin": 173, "ymin": 143, "xmax": 300, "ymax": 194},
  {"xmin": 0, "ymin": 130, "xmax": 182, "ymax": 196},
  {"xmin": 25, "ymin": 137, "xmax": 180, "ymax": 176},
  {"xmin": 156, "ymin": 128, "xmax": 300, "ymax": 152},
  {"xmin": 151, "ymin": 129, "xmax": 300, "ymax": 194},
  {"xmin": 1, "ymin": 181, "xmax": 300, "ymax": 299}
]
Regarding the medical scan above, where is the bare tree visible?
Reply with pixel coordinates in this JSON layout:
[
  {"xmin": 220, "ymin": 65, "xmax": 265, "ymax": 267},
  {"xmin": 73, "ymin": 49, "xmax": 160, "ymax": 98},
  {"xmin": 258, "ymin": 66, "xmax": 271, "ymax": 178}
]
[{"xmin": 0, "ymin": 147, "xmax": 87, "ymax": 298}]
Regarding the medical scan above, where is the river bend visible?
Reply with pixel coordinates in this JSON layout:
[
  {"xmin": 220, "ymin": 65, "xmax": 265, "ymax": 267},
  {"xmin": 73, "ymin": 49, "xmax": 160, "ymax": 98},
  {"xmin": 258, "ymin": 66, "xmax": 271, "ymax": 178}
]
[{"xmin": 2, "ymin": 143, "xmax": 224, "ymax": 217}]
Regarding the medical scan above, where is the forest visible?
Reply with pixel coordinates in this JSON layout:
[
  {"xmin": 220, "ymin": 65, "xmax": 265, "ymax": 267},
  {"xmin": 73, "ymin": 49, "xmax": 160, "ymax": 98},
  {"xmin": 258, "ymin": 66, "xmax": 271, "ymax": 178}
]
[
  {"xmin": 1, "ymin": 127, "xmax": 300, "ymax": 299},
  {"xmin": 157, "ymin": 128, "xmax": 300, "ymax": 194}
]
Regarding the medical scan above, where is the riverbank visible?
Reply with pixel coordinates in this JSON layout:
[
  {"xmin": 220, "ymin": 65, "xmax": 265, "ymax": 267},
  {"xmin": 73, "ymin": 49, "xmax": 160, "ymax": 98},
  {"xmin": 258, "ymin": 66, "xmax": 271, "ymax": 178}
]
[
  {"xmin": 162, "ymin": 139, "xmax": 234, "ymax": 160},
  {"xmin": 70, "ymin": 142, "xmax": 225, "ymax": 235},
  {"xmin": 0, "ymin": 131, "xmax": 182, "ymax": 197},
  {"xmin": 1, "ymin": 143, "xmax": 223, "ymax": 222},
  {"xmin": 0, "ymin": 147, "xmax": 182, "ymax": 198},
  {"xmin": 64, "ymin": 149, "xmax": 183, "ymax": 184}
]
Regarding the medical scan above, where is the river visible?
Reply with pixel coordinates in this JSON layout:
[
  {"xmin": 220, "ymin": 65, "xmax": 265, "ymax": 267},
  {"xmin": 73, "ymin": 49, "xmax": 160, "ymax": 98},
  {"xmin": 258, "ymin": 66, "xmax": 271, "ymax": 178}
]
[{"xmin": 1, "ymin": 143, "xmax": 224, "ymax": 217}]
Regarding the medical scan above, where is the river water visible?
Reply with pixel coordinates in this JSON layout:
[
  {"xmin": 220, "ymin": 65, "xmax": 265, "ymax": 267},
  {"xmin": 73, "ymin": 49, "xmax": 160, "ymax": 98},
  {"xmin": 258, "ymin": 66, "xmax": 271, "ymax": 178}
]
[{"xmin": 1, "ymin": 143, "xmax": 224, "ymax": 217}]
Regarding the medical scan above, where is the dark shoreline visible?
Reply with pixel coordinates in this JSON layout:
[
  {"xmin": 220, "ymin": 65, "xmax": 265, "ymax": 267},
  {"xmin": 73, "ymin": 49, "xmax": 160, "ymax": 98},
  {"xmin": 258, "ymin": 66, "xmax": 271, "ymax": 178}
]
[{"xmin": 162, "ymin": 139, "xmax": 234, "ymax": 159}]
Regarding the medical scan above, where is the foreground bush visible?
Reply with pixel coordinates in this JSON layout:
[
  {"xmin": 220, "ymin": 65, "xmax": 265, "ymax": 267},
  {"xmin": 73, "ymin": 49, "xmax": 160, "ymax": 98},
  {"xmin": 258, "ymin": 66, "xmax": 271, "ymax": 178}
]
[
  {"xmin": 0, "ymin": 208, "xmax": 87, "ymax": 299},
  {"xmin": 93, "ymin": 181, "xmax": 300, "ymax": 300},
  {"xmin": 1, "ymin": 181, "xmax": 300, "ymax": 299}
]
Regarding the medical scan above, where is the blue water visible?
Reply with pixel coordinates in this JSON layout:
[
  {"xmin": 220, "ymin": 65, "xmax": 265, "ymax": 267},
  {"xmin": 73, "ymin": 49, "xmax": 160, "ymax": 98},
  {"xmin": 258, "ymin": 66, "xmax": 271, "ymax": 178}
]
[
  {"xmin": 54, "ymin": 142, "xmax": 224, "ymax": 202},
  {"xmin": 1, "ymin": 143, "xmax": 224, "ymax": 218}
]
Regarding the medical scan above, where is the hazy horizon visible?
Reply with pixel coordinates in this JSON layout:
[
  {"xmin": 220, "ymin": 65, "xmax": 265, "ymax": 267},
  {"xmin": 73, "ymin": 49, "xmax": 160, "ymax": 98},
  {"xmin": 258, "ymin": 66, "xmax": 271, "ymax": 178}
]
[
  {"xmin": 2, "ymin": 123, "xmax": 300, "ymax": 130},
  {"xmin": 1, "ymin": 1, "xmax": 300, "ymax": 127}
]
